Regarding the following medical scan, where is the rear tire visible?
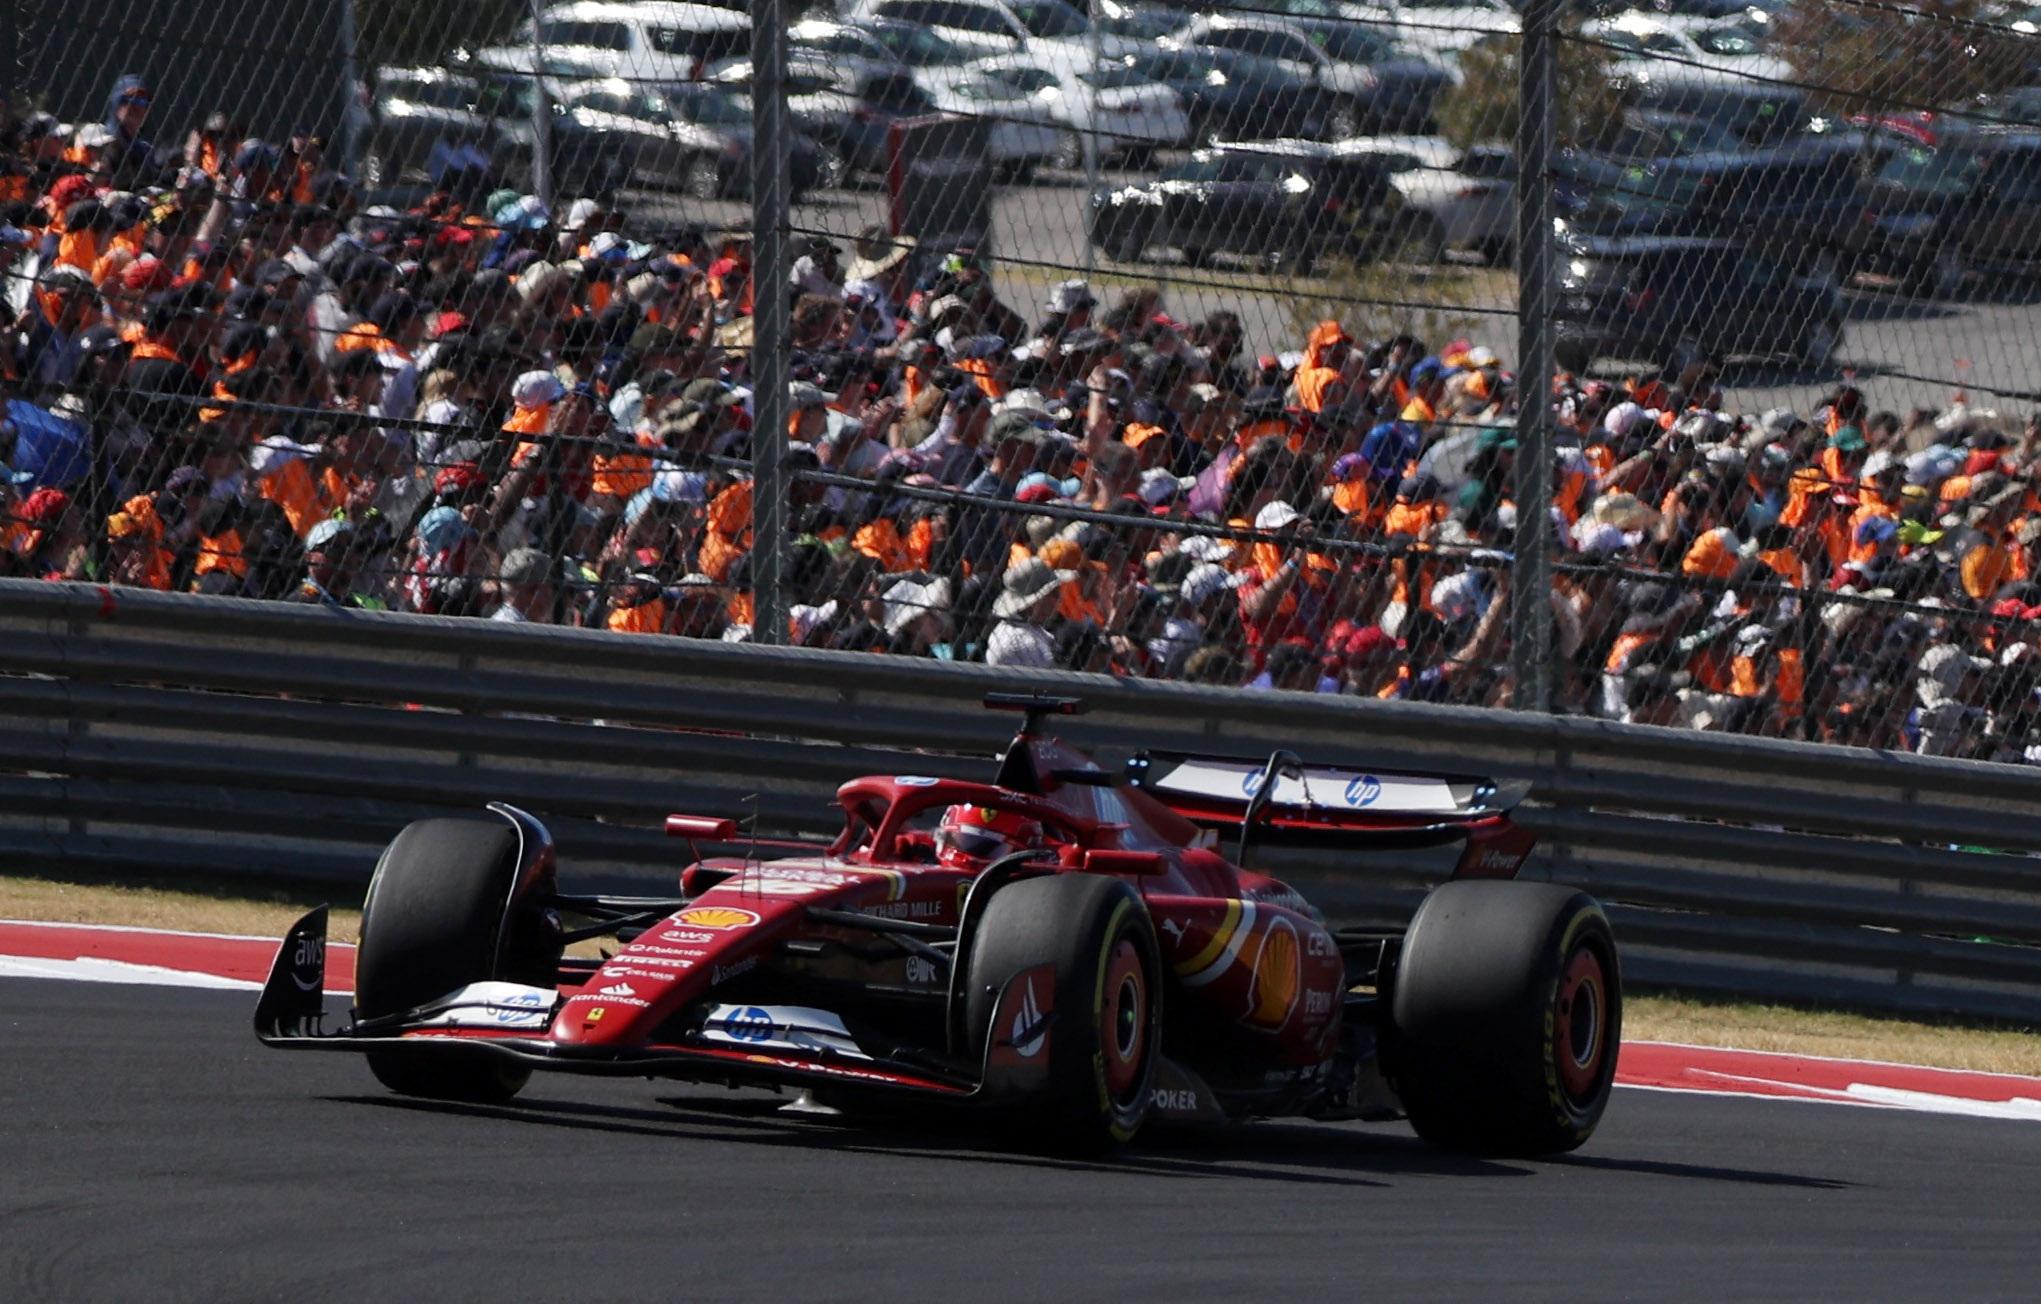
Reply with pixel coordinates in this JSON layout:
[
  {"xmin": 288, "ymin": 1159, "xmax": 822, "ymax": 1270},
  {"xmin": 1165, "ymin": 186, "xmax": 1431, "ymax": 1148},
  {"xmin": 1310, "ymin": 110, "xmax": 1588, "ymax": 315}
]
[
  {"xmin": 965, "ymin": 874, "xmax": 1161, "ymax": 1153},
  {"xmin": 356, "ymin": 817, "xmax": 557, "ymax": 1103},
  {"xmin": 1388, "ymin": 879, "xmax": 1622, "ymax": 1156}
]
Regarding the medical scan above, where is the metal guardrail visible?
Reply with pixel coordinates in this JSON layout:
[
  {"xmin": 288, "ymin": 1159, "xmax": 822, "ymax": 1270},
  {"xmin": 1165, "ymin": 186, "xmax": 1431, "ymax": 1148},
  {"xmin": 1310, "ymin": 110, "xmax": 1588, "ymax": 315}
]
[{"xmin": 3, "ymin": 578, "xmax": 2038, "ymax": 1023}]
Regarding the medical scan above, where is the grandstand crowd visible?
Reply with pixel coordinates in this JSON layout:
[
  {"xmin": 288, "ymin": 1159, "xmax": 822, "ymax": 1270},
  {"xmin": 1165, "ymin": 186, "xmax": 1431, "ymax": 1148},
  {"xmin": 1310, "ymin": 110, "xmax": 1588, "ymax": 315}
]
[{"xmin": 5, "ymin": 78, "xmax": 2041, "ymax": 761}]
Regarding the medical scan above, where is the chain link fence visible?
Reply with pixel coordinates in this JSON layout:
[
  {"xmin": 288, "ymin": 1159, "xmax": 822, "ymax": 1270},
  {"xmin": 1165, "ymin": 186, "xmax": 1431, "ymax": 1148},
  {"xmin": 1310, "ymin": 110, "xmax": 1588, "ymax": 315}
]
[{"xmin": 5, "ymin": 0, "xmax": 2041, "ymax": 760}]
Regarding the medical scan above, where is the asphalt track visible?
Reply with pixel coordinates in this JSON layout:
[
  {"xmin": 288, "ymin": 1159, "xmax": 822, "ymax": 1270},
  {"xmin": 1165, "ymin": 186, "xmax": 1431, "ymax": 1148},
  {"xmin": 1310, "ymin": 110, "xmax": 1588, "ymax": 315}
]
[{"xmin": 4, "ymin": 979, "xmax": 2038, "ymax": 1302}]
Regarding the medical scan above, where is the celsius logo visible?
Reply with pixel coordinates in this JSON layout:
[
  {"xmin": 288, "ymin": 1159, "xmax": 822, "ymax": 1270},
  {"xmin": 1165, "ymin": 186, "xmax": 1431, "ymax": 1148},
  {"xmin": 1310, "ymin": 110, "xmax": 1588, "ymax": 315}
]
[{"xmin": 1344, "ymin": 775, "xmax": 1382, "ymax": 807}]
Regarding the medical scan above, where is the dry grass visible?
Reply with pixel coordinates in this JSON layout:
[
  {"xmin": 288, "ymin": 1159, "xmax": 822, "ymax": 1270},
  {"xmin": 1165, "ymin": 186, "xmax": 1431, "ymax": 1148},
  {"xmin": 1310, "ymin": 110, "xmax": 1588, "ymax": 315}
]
[
  {"xmin": 0, "ymin": 874, "xmax": 363, "ymax": 944},
  {"xmin": 5, "ymin": 872, "xmax": 2037, "ymax": 1076},
  {"xmin": 1627, "ymin": 992, "xmax": 2041, "ymax": 1079}
]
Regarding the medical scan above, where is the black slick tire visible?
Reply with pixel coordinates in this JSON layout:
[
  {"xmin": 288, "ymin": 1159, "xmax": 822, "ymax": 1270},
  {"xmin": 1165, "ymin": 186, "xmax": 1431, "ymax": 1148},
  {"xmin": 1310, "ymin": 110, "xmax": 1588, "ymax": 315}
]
[
  {"xmin": 1388, "ymin": 879, "xmax": 1622, "ymax": 1156},
  {"xmin": 356, "ymin": 817, "xmax": 549, "ymax": 1103},
  {"xmin": 965, "ymin": 874, "xmax": 1161, "ymax": 1153}
]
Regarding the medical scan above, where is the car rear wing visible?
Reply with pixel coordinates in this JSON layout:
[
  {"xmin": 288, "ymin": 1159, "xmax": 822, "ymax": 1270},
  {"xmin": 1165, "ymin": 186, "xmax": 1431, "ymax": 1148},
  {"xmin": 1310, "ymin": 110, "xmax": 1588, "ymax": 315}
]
[{"xmin": 1125, "ymin": 750, "xmax": 1536, "ymax": 878}]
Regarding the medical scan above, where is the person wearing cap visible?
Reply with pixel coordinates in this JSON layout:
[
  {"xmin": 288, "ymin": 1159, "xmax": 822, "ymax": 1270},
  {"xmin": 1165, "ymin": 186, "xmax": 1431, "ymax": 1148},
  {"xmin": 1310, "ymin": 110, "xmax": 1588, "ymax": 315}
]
[
  {"xmin": 786, "ymin": 380, "xmax": 835, "ymax": 445},
  {"xmin": 1398, "ymin": 356, "xmax": 1453, "ymax": 429},
  {"xmin": 281, "ymin": 516, "xmax": 359, "ymax": 606},
  {"xmin": 1, "ymin": 486, "xmax": 87, "ymax": 581},
  {"xmin": 1235, "ymin": 498, "xmax": 1342, "ymax": 657},
  {"xmin": 1038, "ymin": 278, "xmax": 1096, "ymax": 345}
]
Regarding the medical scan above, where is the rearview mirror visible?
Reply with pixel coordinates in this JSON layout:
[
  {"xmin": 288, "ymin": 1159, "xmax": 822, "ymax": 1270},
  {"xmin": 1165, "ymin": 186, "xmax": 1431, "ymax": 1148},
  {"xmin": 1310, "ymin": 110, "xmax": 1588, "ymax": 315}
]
[{"xmin": 666, "ymin": 815, "xmax": 739, "ymax": 841}]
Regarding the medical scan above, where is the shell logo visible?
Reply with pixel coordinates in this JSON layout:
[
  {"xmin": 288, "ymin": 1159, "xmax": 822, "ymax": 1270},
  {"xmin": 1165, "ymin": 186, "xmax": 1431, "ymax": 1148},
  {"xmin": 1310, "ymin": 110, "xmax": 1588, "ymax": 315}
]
[
  {"xmin": 674, "ymin": 906, "xmax": 762, "ymax": 930},
  {"xmin": 1247, "ymin": 919, "xmax": 1301, "ymax": 1029}
]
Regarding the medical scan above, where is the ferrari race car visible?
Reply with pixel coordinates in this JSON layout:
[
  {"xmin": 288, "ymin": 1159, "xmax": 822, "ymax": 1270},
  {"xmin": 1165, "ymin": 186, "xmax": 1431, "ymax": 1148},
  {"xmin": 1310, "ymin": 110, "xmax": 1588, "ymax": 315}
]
[{"xmin": 256, "ymin": 696, "xmax": 1622, "ymax": 1154}]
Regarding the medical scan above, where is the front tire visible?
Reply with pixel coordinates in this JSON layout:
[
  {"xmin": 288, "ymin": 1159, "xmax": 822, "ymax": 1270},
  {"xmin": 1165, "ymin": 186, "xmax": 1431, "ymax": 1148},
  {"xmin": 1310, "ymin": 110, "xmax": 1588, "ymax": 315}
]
[
  {"xmin": 356, "ymin": 817, "xmax": 558, "ymax": 1103},
  {"xmin": 1387, "ymin": 879, "xmax": 1622, "ymax": 1156},
  {"xmin": 965, "ymin": 873, "xmax": 1162, "ymax": 1152}
]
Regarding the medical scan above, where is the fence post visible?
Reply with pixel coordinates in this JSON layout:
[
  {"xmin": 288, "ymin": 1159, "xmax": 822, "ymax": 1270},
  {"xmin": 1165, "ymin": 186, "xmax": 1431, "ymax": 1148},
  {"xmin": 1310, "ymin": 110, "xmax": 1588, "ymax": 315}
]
[
  {"xmin": 525, "ymin": 0, "xmax": 553, "ymax": 211},
  {"xmin": 749, "ymin": 0, "xmax": 792, "ymax": 645},
  {"xmin": 1083, "ymin": 0, "xmax": 1101, "ymax": 278},
  {"xmin": 1510, "ymin": 0, "xmax": 1558, "ymax": 713}
]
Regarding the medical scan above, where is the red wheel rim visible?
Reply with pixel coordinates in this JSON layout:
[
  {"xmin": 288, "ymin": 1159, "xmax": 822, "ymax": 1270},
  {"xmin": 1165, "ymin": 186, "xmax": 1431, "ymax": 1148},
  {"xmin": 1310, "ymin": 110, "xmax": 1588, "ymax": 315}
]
[
  {"xmin": 1555, "ymin": 946, "xmax": 1607, "ymax": 1103},
  {"xmin": 1102, "ymin": 939, "xmax": 1147, "ymax": 1100}
]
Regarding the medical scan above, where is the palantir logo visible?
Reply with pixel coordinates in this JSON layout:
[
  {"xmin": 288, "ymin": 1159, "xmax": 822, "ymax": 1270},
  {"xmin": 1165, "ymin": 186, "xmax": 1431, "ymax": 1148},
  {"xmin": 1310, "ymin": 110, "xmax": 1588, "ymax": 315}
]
[{"xmin": 1344, "ymin": 775, "xmax": 1382, "ymax": 807}]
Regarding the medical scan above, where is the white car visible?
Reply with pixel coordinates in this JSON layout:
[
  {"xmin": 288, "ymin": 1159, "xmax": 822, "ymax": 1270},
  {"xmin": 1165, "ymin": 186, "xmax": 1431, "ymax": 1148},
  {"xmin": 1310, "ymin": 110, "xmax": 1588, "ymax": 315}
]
[
  {"xmin": 789, "ymin": 16, "xmax": 978, "ymax": 76},
  {"xmin": 846, "ymin": 0, "xmax": 1141, "ymax": 69},
  {"xmin": 1224, "ymin": 0, "xmax": 1522, "ymax": 60},
  {"xmin": 1170, "ymin": 14, "xmax": 1453, "ymax": 138},
  {"xmin": 1583, "ymin": 12, "xmax": 1794, "ymax": 88},
  {"xmin": 511, "ymin": 2, "xmax": 748, "ymax": 81},
  {"xmin": 964, "ymin": 54, "xmax": 1191, "ymax": 160},
  {"xmin": 1330, "ymin": 135, "xmax": 1518, "ymax": 259},
  {"xmin": 922, "ymin": 66, "xmax": 1080, "ymax": 177},
  {"xmin": 1340, "ymin": 0, "xmax": 1521, "ymax": 60}
]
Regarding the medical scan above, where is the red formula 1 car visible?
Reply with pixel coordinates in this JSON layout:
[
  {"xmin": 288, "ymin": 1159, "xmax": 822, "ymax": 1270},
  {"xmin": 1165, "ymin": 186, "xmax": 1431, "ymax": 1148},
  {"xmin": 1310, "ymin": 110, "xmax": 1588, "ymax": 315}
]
[{"xmin": 256, "ymin": 696, "xmax": 1622, "ymax": 1154}]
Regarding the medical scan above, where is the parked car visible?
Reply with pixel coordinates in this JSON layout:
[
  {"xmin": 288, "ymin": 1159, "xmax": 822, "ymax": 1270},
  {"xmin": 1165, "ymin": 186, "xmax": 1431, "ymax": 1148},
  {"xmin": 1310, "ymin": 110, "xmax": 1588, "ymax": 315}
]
[
  {"xmin": 1593, "ymin": 107, "xmax": 1747, "ymax": 163},
  {"xmin": 1095, "ymin": 0, "xmax": 1190, "ymax": 43},
  {"xmin": 1553, "ymin": 234, "xmax": 1846, "ymax": 374},
  {"xmin": 1115, "ymin": 47, "xmax": 1335, "ymax": 146},
  {"xmin": 509, "ymin": 2, "xmax": 749, "ymax": 81},
  {"xmin": 1342, "ymin": 0, "xmax": 1523, "ymax": 60},
  {"xmin": 964, "ymin": 54, "xmax": 1191, "ymax": 163},
  {"xmin": 1586, "ymin": 11, "xmax": 1793, "ymax": 88},
  {"xmin": 923, "ymin": 64, "xmax": 1079, "ymax": 178},
  {"xmin": 788, "ymin": 16, "xmax": 976, "ymax": 74},
  {"xmin": 1171, "ymin": 14, "xmax": 1453, "ymax": 137},
  {"xmin": 846, "ymin": 0, "xmax": 1141, "ymax": 64},
  {"xmin": 1332, "ymin": 135, "xmax": 1517, "ymax": 260},
  {"xmin": 716, "ymin": 54, "xmax": 943, "ymax": 180},
  {"xmin": 361, "ymin": 67, "xmax": 507, "ymax": 190},
  {"xmin": 1087, "ymin": 139, "xmax": 1425, "ymax": 271},
  {"xmin": 1627, "ymin": 78, "xmax": 1808, "ymax": 145},
  {"xmin": 1845, "ymin": 128, "xmax": 2041, "ymax": 299},
  {"xmin": 568, "ymin": 80, "xmax": 833, "ymax": 199},
  {"xmin": 1563, "ymin": 134, "xmax": 1894, "ymax": 283}
]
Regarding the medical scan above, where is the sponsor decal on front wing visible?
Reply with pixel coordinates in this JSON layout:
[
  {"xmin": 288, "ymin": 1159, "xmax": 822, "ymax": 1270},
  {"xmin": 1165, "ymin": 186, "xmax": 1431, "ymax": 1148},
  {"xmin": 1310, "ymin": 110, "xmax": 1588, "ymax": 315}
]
[{"xmin": 699, "ymin": 1004, "xmax": 871, "ymax": 1061}]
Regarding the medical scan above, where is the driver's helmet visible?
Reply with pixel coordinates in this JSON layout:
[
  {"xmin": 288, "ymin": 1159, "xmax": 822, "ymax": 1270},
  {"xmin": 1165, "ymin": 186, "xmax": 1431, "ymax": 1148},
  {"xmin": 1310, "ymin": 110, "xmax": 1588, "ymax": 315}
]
[{"xmin": 935, "ymin": 804, "xmax": 1043, "ymax": 870}]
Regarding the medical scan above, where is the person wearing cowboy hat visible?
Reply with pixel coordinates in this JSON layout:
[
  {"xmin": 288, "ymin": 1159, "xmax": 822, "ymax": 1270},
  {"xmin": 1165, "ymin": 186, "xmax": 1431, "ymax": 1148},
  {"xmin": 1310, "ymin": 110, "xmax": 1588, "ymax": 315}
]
[
  {"xmin": 985, "ymin": 557, "xmax": 1070, "ymax": 668},
  {"xmin": 846, "ymin": 223, "xmax": 915, "ymax": 295}
]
